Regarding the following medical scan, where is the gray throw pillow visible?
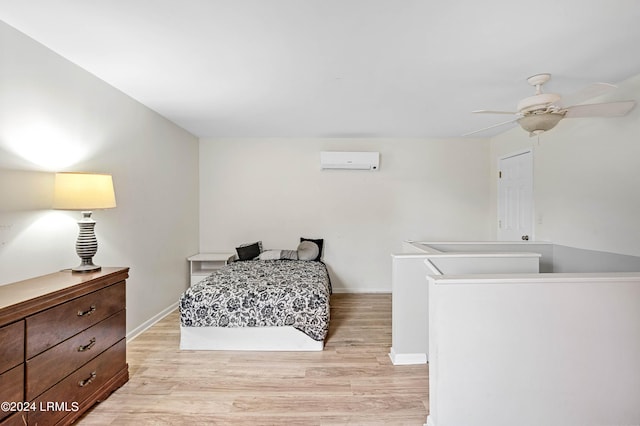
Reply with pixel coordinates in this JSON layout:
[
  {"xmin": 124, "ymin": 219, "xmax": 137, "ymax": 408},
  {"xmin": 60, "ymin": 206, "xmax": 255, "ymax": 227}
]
[{"xmin": 297, "ymin": 240, "xmax": 319, "ymax": 261}]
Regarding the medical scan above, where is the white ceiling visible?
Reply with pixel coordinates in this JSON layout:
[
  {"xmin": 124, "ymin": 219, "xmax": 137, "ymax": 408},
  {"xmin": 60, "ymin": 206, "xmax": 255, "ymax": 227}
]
[{"xmin": 2, "ymin": 1, "xmax": 640, "ymax": 138}]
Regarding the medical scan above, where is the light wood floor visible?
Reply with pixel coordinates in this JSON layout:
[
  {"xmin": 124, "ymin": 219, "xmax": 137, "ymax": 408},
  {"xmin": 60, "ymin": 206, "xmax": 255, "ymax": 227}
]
[{"xmin": 77, "ymin": 294, "xmax": 429, "ymax": 425}]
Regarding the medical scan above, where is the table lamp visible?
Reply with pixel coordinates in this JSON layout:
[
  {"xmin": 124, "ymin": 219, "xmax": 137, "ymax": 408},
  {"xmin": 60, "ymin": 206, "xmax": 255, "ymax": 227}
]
[{"xmin": 53, "ymin": 172, "xmax": 116, "ymax": 272}]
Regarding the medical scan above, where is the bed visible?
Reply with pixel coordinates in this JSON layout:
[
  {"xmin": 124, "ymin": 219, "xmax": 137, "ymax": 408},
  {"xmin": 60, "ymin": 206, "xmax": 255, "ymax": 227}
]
[{"xmin": 179, "ymin": 258, "xmax": 331, "ymax": 351}]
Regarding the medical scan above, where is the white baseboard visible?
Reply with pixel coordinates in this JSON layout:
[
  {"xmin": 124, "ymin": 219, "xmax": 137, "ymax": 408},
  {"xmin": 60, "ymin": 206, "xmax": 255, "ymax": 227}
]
[
  {"xmin": 425, "ymin": 414, "xmax": 435, "ymax": 426},
  {"xmin": 127, "ymin": 301, "xmax": 178, "ymax": 343},
  {"xmin": 331, "ymin": 287, "xmax": 391, "ymax": 294},
  {"xmin": 389, "ymin": 347, "xmax": 427, "ymax": 365}
]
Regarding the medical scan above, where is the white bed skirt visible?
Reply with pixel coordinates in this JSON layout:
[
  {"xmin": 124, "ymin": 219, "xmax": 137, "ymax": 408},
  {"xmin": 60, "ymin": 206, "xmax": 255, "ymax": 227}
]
[{"xmin": 180, "ymin": 326, "xmax": 324, "ymax": 351}]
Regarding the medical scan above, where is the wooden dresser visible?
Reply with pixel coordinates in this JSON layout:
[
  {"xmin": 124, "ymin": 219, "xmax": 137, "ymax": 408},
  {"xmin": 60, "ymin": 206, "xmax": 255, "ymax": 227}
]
[{"xmin": 0, "ymin": 267, "xmax": 129, "ymax": 426}]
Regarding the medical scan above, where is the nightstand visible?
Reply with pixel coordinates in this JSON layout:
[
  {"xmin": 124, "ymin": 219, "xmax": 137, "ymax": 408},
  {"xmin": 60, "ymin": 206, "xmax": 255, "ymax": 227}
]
[{"xmin": 187, "ymin": 253, "xmax": 234, "ymax": 286}]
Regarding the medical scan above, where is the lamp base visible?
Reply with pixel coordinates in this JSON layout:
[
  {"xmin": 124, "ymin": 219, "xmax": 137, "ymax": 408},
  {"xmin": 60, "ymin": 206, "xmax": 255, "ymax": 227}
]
[
  {"xmin": 72, "ymin": 260, "xmax": 102, "ymax": 273},
  {"xmin": 72, "ymin": 211, "xmax": 101, "ymax": 273}
]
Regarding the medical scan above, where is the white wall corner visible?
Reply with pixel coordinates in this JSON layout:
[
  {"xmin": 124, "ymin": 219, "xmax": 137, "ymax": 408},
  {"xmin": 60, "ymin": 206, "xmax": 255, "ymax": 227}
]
[
  {"xmin": 389, "ymin": 347, "xmax": 427, "ymax": 365},
  {"xmin": 425, "ymin": 414, "xmax": 435, "ymax": 426}
]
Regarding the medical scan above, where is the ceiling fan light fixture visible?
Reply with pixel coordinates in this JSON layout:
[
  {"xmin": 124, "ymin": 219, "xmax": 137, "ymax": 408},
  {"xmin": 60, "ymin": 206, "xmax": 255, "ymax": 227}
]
[
  {"xmin": 466, "ymin": 74, "xmax": 633, "ymax": 137},
  {"xmin": 517, "ymin": 112, "xmax": 565, "ymax": 135}
]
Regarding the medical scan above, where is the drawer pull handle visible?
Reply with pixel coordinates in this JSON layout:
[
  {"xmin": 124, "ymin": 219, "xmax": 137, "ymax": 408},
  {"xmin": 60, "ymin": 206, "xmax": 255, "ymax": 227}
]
[
  {"xmin": 78, "ymin": 337, "xmax": 96, "ymax": 352},
  {"xmin": 77, "ymin": 305, "xmax": 96, "ymax": 317},
  {"xmin": 78, "ymin": 371, "xmax": 97, "ymax": 387}
]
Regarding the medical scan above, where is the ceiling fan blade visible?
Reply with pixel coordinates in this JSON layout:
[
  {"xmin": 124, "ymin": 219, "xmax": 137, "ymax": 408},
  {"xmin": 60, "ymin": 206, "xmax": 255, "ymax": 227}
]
[
  {"xmin": 462, "ymin": 118, "xmax": 519, "ymax": 136},
  {"xmin": 564, "ymin": 100, "xmax": 636, "ymax": 118},
  {"xmin": 472, "ymin": 109, "xmax": 516, "ymax": 115},
  {"xmin": 556, "ymin": 82, "xmax": 617, "ymax": 108}
]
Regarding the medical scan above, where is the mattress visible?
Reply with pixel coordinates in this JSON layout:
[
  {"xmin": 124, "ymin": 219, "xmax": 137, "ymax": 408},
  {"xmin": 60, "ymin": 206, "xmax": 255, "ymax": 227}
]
[{"xmin": 179, "ymin": 260, "xmax": 331, "ymax": 341}]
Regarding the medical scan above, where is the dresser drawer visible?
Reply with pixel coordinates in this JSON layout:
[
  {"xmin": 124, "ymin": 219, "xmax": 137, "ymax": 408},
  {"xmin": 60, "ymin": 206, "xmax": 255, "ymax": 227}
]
[
  {"xmin": 0, "ymin": 365, "xmax": 24, "ymax": 422},
  {"xmin": 26, "ymin": 309, "xmax": 126, "ymax": 401},
  {"xmin": 28, "ymin": 339, "xmax": 126, "ymax": 426},
  {"xmin": 26, "ymin": 281, "xmax": 125, "ymax": 359},
  {"xmin": 0, "ymin": 321, "xmax": 24, "ymax": 374}
]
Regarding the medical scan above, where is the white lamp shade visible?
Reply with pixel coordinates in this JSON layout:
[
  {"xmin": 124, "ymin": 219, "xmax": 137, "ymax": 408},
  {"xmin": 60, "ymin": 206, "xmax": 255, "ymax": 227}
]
[{"xmin": 53, "ymin": 172, "xmax": 117, "ymax": 210}]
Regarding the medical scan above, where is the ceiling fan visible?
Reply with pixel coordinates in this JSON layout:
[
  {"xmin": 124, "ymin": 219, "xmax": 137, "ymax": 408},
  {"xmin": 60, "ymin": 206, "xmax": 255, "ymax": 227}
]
[{"xmin": 464, "ymin": 73, "xmax": 636, "ymax": 137}]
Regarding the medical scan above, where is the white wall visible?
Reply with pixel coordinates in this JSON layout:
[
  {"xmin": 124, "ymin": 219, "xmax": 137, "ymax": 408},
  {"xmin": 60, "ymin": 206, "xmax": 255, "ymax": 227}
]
[
  {"xmin": 0, "ymin": 22, "xmax": 199, "ymax": 335},
  {"xmin": 427, "ymin": 273, "xmax": 640, "ymax": 426},
  {"xmin": 199, "ymin": 138, "xmax": 491, "ymax": 292},
  {"xmin": 490, "ymin": 73, "xmax": 640, "ymax": 257},
  {"xmin": 390, "ymin": 255, "xmax": 430, "ymax": 364},
  {"xmin": 390, "ymin": 245, "xmax": 541, "ymax": 366}
]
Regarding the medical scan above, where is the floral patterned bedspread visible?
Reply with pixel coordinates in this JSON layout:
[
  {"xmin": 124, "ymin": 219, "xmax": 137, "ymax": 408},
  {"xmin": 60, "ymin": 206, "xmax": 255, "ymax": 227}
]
[{"xmin": 179, "ymin": 260, "xmax": 331, "ymax": 341}]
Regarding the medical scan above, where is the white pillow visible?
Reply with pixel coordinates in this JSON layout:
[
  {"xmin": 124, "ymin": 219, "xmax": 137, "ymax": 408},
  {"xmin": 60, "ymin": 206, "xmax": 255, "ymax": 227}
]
[{"xmin": 297, "ymin": 240, "xmax": 319, "ymax": 261}]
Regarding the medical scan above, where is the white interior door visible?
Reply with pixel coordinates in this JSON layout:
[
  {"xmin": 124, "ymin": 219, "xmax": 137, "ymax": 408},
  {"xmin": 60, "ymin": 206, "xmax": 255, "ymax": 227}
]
[{"xmin": 498, "ymin": 150, "xmax": 533, "ymax": 241}]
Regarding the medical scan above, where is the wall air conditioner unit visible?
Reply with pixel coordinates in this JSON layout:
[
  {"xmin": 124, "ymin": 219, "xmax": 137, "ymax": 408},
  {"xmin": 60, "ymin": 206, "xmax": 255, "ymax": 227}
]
[{"xmin": 320, "ymin": 151, "xmax": 380, "ymax": 171}]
